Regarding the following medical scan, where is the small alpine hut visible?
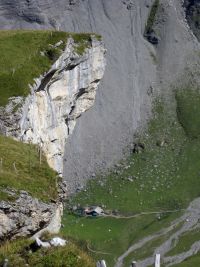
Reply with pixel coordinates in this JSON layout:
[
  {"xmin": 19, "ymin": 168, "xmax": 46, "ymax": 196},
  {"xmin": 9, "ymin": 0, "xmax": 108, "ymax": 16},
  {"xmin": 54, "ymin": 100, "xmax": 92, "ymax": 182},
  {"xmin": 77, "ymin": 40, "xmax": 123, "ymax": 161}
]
[{"xmin": 84, "ymin": 206, "xmax": 104, "ymax": 217}]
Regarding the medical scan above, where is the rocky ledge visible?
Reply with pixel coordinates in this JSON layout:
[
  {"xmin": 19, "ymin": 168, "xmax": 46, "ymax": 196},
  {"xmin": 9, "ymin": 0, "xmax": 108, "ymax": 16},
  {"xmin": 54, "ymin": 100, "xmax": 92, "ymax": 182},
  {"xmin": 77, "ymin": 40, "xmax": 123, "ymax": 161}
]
[{"xmin": 0, "ymin": 182, "xmax": 68, "ymax": 240}]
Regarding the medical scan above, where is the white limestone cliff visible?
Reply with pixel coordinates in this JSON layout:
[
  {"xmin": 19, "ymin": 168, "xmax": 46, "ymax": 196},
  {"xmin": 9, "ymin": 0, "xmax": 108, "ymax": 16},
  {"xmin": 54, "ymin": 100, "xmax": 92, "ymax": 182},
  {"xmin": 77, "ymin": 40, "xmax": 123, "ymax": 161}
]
[{"xmin": 2, "ymin": 37, "xmax": 106, "ymax": 176}]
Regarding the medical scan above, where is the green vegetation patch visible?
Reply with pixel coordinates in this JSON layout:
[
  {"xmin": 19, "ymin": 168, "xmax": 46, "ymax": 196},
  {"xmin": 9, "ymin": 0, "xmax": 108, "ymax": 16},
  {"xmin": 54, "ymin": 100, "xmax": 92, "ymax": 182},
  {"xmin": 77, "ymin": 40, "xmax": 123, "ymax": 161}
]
[
  {"xmin": 0, "ymin": 237, "xmax": 95, "ymax": 267},
  {"xmin": 167, "ymin": 228, "xmax": 200, "ymax": 257},
  {"xmin": 72, "ymin": 33, "xmax": 92, "ymax": 55},
  {"xmin": 145, "ymin": 0, "xmax": 160, "ymax": 34},
  {"xmin": 0, "ymin": 135, "xmax": 57, "ymax": 202},
  {"xmin": 176, "ymin": 88, "xmax": 200, "ymax": 138},
  {"xmin": 173, "ymin": 253, "xmax": 200, "ymax": 267}
]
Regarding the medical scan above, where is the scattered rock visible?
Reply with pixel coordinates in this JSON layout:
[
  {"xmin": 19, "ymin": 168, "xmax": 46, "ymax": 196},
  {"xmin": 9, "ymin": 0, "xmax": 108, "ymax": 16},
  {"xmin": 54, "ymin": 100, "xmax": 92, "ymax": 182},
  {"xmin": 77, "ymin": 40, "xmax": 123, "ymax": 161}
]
[
  {"xmin": 132, "ymin": 143, "xmax": 145, "ymax": 154},
  {"xmin": 127, "ymin": 176, "xmax": 134, "ymax": 182},
  {"xmin": 124, "ymin": 165, "xmax": 131, "ymax": 170},
  {"xmin": 58, "ymin": 181, "xmax": 68, "ymax": 200}
]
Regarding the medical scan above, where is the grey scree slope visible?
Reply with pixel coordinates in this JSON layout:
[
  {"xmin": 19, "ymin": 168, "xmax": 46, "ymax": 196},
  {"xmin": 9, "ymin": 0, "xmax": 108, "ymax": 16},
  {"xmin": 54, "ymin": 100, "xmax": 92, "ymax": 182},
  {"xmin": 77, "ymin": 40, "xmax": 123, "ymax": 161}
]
[{"xmin": 0, "ymin": 0, "xmax": 199, "ymax": 191}]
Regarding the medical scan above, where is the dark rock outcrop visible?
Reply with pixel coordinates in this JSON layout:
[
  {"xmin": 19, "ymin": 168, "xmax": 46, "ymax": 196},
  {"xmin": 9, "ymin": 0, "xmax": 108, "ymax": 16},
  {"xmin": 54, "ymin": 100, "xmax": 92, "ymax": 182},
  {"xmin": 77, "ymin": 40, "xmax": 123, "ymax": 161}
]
[{"xmin": 184, "ymin": 0, "xmax": 200, "ymax": 40}]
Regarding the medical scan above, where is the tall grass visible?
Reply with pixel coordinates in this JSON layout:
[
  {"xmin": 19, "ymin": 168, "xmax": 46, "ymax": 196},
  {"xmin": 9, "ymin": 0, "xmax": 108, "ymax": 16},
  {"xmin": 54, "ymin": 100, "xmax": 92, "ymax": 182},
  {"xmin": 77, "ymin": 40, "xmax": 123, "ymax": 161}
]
[
  {"xmin": 0, "ymin": 237, "xmax": 95, "ymax": 267},
  {"xmin": 0, "ymin": 135, "xmax": 58, "ymax": 202}
]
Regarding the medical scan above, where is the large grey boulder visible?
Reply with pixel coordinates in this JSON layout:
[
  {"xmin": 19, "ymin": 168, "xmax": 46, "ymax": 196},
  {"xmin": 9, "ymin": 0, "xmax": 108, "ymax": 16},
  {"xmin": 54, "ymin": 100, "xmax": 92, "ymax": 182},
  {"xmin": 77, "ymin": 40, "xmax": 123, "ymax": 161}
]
[{"xmin": 0, "ymin": 190, "xmax": 58, "ymax": 239}]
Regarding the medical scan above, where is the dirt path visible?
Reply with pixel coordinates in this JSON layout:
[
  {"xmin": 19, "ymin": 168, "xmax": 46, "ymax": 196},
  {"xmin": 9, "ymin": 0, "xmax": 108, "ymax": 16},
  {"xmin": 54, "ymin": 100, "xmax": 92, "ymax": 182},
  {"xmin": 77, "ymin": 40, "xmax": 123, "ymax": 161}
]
[
  {"xmin": 103, "ymin": 209, "xmax": 184, "ymax": 220},
  {"xmin": 87, "ymin": 243, "xmax": 112, "ymax": 255}
]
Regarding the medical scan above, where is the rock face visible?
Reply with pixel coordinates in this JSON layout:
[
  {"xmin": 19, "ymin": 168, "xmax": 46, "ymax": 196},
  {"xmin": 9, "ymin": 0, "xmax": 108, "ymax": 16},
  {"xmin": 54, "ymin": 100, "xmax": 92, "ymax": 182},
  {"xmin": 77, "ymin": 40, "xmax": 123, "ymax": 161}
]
[
  {"xmin": 184, "ymin": 0, "xmax": 200, "ymax": 40},
  {"xmin": 0, "ymin": 0, "xmax": 200, "ymax": 191},
  {"xmin": 0, "ymin": 190, "xmax": 59, "ymax": 240},
  {"xmin": 0, "ymin": 37, "xmax": 106, "ymax": 175}
]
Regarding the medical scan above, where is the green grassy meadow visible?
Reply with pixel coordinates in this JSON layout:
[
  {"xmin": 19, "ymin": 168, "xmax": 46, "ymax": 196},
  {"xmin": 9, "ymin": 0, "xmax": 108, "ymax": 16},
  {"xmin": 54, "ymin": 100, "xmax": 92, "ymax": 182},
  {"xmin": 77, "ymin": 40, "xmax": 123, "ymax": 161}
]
[{"xmin": 62, "ymin": 88, "xmax": 200, "ymax": 266}]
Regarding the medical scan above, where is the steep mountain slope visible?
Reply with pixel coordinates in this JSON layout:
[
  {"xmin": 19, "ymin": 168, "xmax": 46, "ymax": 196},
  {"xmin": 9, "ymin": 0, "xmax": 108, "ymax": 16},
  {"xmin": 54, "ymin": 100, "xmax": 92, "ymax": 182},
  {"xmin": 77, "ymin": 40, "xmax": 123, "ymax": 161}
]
[
  {"xmin": 1, "ymin": 1, "xmax": 200, "ymax": 266},
  {"xmin": 0, "ymin": 0, "xmax": 199, "ymax": 191}
]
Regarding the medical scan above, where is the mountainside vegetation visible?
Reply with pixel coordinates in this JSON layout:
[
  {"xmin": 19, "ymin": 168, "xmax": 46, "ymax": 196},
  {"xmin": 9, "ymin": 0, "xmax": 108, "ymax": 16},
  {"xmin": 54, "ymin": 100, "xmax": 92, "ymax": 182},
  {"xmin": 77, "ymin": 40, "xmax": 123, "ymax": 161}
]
[{"xmin": 62, "ymin": 88, "xmax": 200, "ymax": 266}]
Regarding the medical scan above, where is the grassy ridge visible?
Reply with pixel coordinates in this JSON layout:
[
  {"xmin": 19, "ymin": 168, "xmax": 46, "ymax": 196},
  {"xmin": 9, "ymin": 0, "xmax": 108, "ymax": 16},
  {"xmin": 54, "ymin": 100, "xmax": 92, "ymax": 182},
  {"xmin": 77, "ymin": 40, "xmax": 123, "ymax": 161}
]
[
  {"xmin": 0, "ymin": 30, "xmax": 68, "ymax": 107},
  {"xmin": 0, "ymin": 135, "xmax": 58, "ymax": 202},
  {"xmin": 0, "ymin": 237, "xmax": 95, "ymax": 267},
  {"xmin": 62, "ymin": 88, "xmax": 200, "ymax": 266}
]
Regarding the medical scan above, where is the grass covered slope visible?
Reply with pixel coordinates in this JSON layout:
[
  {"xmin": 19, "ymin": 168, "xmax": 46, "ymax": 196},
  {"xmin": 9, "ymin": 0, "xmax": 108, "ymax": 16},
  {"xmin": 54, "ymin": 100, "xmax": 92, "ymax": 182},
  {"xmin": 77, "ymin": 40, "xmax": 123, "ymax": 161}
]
[
  {"xmin": 0, "ymin": 30, "xmax": 67, "ymax": 107},
  {"xmin": 0, "ymin": 30, "xmax": 100, "ymax": 107},
  {"xmin": 0, "ymin": 135, "xmax": 58, "ymax": 202},
  {"xmin": 0, "ymin": 237, "xmax": 95, "ymax": 267},
  {"xmin": 176, "ymin": 89, "xmax": 200, "ymax": 138},
  {"xmin": 62, "ymin": 88, "xmax": 200, "ymax": 266}
]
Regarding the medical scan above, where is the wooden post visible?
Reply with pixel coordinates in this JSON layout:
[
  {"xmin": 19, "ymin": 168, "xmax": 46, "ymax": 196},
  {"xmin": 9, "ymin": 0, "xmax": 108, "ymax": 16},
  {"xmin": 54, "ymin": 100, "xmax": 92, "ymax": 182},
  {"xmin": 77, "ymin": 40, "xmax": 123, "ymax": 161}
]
[
  {"xmin": 28, "ymin": 140, "xmax": 31, "ymax": 173},
  {"xmin": 155, "ymin": 254, "xmax": 160, "ymax": 267},
  {"xmin": 13, "ymin": 161, "xmax": 18, "ymax": 174}
]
